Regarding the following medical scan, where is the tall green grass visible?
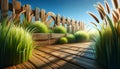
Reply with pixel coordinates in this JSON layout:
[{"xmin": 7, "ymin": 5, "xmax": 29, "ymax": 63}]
[
  {"xmin": 88, "ymin": 0, "xmax": 120, "ymax": 68},
  {"xmin": 92, "ymin": 16, "xmax": 120, "ymax": 69},
  {"xmin": 0, "ymin": 21, "xmax": 33, "ymax": 68}
]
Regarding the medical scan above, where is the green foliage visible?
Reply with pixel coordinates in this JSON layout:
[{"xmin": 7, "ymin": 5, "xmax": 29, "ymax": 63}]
[
  {"xmin": 93, "ymin": 16, "xmax": 120, "ymax": 69},
  {"xmin": 66, "ymin": 34, "xmax": 75, "ymax": 43},
  {"xmin": 53, "ymin": 26, "xmax": 67, "ymax": 34},
  {"xmin": 74, "ymin": 31, "xmax": 89, "ymax": 42},
  {"xmin": 48, "ymin": 29, "xmax": 53, "ymax": 33},
  {"xmin": 58, "ymin": 37, "xmax": 68, "ymax": 44},
  {"xmin": 0, "ymin": 23, "xmax": 33, "ymax": 68},
  {"xmin": 27, "ymin": 21, "xmax": 48, "ymax": 33}
]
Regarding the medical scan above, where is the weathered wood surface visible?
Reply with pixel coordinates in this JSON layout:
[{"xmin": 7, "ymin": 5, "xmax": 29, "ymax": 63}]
[
  {"xmin": 1, "ymin": 0, "xmax": 9, "ymax": 19},
  {"xmin": 3, "ymin": 42, "xmax": 104, "ymax": 69},
  {"xmin": 32, "ymin": 33, "xmax": 65, "ymax": 41},
  {"xmin": 32, "ymin": 33, "xmax": 66, "ymax": 45},
  {"xmin": 32, "ymin": 33, "xmax": 50, "ymax": 41}
]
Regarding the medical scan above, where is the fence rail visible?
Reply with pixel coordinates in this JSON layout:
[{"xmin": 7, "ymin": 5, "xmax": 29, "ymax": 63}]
[
  {"xmin": 0, "ymin": 0, "xmax": 85, "ymax": 33},
  {"xmin": 32, "ymin": 33, "xmax": 66, "ymax": 45}
]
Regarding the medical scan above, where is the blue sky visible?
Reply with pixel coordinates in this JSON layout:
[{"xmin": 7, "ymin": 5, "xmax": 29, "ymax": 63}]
[{"xmin": 10, "ymin": 0, "xmax": 112, "ymax": 24}]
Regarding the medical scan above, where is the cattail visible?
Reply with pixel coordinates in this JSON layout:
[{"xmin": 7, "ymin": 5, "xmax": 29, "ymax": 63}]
[
  {"xmin": 113, "ymin": 10, "xmax": 119, "ymax": 20},
  {"xmin": 118, "ymin": 8, "xmax": 120, "ymax": 14},
  {"xmin": 88, "ymin": 12, "xmax": 99, "ymax": 23},
  {"xmin": 117, "ymin": 8, "xmax": 120, "ymax": 20},
  {"xmin": 96, "ymin": 5, "xmax": 106, "ymax": 16},
  {"xmin": 104, "ymin": 0, "xmax": 110, "ymax": 14},
  {"xmin": 97, "ymin": 2, "xmax": 106, "ymax": 15},
  {"xmin": 112, "ymin": 0, "xmax": 119, "ymax": 9},
  {"xmin": 112, "ymin": 12, "xmax": 118, "ymax": 24},
  {"xmin": 97, "ymin": 8, "xmax": 105, "ymax": 20},
  {"xmin": 97, "ymin": 2, "xmax": 105, "ymax": 11}
]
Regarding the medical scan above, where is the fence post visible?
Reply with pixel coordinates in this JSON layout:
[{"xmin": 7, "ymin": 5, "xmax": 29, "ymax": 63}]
[
  {"xmin": 56, "ymin": 14, "xmax": 60, "ymax": 26},
  {"xmin": 35, "ymin": 7, "xmax": 40, "ymax": 21},
  {"xmin": 1, "ymin": 0, "xmax": 9, "ymax": 20},
  {"xmin": 71, "ymin": 19, "xmax": 75, "ymax": 33},
  {"xmin": 81, "ymin": 22, "xmax": 85, "ymax": 30},
  {"xmin": 12, "ymin": 0, "xmax": 21, "ymax": 23},
  {"xmin": 67, "ymin": 24, "xmax": 70, "ymax": 33},
  {"xmin": 61, "ymin": 16, "xmax": 65, "ymax": 27},
  {"xmin": 25, "ymin": 4, "xmax": 32, "ymax": 22},
  {"xmin": 75, "ymin": 21, "xmax": 78, "ymax": 32},
  {"xmin": 40, "ymin": 9, "xmax": 46, "ymax": 22}
]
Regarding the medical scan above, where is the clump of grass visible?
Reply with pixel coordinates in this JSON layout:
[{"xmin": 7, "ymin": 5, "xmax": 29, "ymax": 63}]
[
  {"xmin": 53, "ymin": 26, "xmax": 67, "ymax": 34},
  {"xmin": 27, "ymin": 21, "xmax": 48, "ymax": 33},
  {"xmin": 74, "ymin": 31, "xmax": 89, "ymax": 42},
  {"xmin": 88, "ymin": 0, "xmax": 120, "ymax": 69},
  {"xmin": 0, "ymin": 22, "xmax": 33, "ymax": 68},
  {"xmin": 66, "ymin": 34, "xmax": 75, "ymax": 43},
  {"xmin": 92, "ymin": 16, "xmax": 120, "ymax": 69},
  {"xmin": 58, "ymin": 37, "xmax": 68, "ymax": 44}
]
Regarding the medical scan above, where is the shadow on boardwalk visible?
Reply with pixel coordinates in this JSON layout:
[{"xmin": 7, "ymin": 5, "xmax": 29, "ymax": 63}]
[{"xmin": 3, "ymin": 42, "xmax": 103, "ymax": 69}]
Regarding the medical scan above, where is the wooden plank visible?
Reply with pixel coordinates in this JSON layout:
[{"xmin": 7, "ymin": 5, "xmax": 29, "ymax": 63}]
[
  {"xmin": 32, "ymin": 33, "xmax": 66, "ymax": 45},
  {"xmin": 46, "ymin": 44, "xmax": 95, "ymax": 60},
  {"xmin": 36, "ymin": 43, "xmax": 100, "ymax": 69},
  {"xmin": 34, "ymin": 49, "xmax": 81, "ymax": 69},
  {"xmin": 29, "ymin": 53, "xmax": 52, "ymax": 69},
  {"xmin": 32, "ymin": 33, "xmax": 49, "ymax": 40},
  {"xmin": 15, "ymin": 64, "xmax": 25, "ymax": 69},
  {"xmin": 34, "ymin": 53, "xmax": 60, "ymax": 69},
  {"xmin": 32, "ymin": 33, "xmax": 66, "ymax": 41},
  {"xmin": 45, "ymin": 45, "xmax": 94, "ymax": 59},
  {"xmin": 22, "ymin": 62, "xmax": 36, "ymax": 69},
  {"xmin": 1, "ymin": 0, "xmax": 9, "ymax": 19},
  {"xmin": 37, "ymin": 47, "xmax": 71, "ymax": 58},
  {"xmin": 51, "ymin": 33, "xmax": 65, "ymax": 39},
  {"xmin": 37, "ymin": 47, "xmax": 86, "ymax": 68}
]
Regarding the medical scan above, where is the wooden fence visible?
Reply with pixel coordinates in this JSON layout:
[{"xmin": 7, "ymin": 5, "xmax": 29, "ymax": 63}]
[{"xmin": 0, "ymin": 0, "xmax": 85, "ymax": 33}]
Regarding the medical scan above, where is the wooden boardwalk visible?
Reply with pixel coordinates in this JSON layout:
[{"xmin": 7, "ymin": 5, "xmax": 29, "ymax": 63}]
[{"xmin": 3, "ymin": 42, "xmax": 103, "ymax": 69}]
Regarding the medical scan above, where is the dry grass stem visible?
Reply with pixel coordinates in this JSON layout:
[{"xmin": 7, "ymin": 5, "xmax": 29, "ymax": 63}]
[{"xmin": 90, "ymin": 22, "xmax": 97, "ymax": 27}]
